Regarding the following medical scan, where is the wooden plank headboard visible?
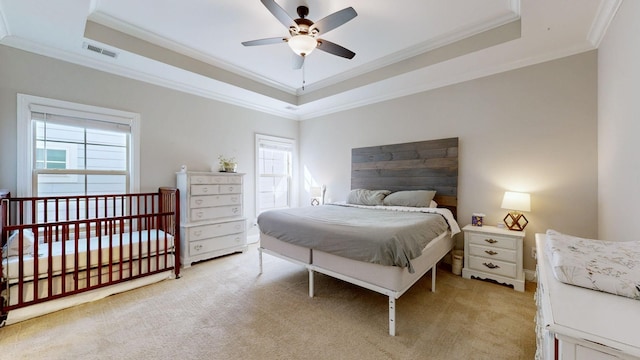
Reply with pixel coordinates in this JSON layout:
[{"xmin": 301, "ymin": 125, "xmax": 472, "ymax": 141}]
[{"xmin": 351, "ymin": 137, "xmax": 458, "ymax": 218}]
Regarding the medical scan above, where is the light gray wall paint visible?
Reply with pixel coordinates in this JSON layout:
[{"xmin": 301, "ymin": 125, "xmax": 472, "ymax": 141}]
[
  {"xmin": 598, "ymin": 1, "xmax": 640, "ymax": 241},
  {"xmin": 0, "ymin": 44, "xmax": 600, "ymax": 272},
  {"xmin": 300, "ymin": 51, "xmax": 598, "ymax": 271},
  {"xmin": 0, "ymin": 45, "xmax": 299, "ymax": 237}
]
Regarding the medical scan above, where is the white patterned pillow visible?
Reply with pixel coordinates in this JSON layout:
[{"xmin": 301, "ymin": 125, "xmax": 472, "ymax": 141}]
[{"xmin": 545, "ymin": 229, "xmax": 640, "ymax": 300}]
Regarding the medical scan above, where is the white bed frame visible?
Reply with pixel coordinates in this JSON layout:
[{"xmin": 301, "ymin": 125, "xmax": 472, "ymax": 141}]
[{"xmin": 258, "ymin": 231, "xmax": 455, "ymax": 336}]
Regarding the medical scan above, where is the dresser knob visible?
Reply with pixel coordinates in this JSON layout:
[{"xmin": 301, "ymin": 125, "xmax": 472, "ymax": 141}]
[
  {"xmin": 195, "ymin": 199, "xmax": 203, "ymax": 205},
  {"xmin": 202, "ymin": 187, "xmax": 209, "ymax": 193},
  {"xmin": 483, "ymin": 262, "xmax": 500, "ymax": 269},
  {"xmin": 196, "ymin": 211, "xmax": 203, "ymax": 218},
  {"xmin": 194, "ymin": 230, "xmax": 202, "ymax": 236},
  {"xmin": 485, "ymin": 250, "xmax": 498, "ymax": 256},
  {"xmin": 484, "ymin": 238, "xmax": 498, "ymax": 244},
  {"xmin": 194, "ymin": 244, "xmax": 203, "ymax": 251}
]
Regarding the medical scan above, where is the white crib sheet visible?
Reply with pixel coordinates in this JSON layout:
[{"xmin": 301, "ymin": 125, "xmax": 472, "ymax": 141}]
[
  {"xmin": 545, "ymin": 229, "xmax": 640, "ymax": 300},
  {"xmin": 2, "ymin": 230, "xmax": 174, "ymax": 282}
]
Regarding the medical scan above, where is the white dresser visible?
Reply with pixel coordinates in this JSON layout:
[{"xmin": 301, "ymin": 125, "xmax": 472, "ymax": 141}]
[
  {"xmin": 176, "ymin": 171, "xmax": 247, "ymax": 267},
  {"xmin": 535, "ymin": 233, "xmax": 640, "ymax": 360},
  {"xmin": 462, "ymin": 224, "xmax": 525, "ymax": 291}
]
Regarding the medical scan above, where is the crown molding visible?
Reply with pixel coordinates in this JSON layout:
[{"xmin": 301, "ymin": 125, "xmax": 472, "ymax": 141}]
[
  {"xmin": 88, "ymin": 11, "xmax": 297, "ymax": 96},
  {"xmin": 587, "ymin": 0, "xmax": 622, "ymax": 47},
  {"xmin": 298, "ymin": 11, "xmax": 521, "ymax": 95},
  {"xmin": 0, "ymin": 36, "xmax": 300, "ymax": 120}
]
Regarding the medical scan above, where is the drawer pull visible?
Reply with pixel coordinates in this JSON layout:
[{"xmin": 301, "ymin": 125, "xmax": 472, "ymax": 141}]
[
  {"xmin": 193, "ymin": 230, "xmax": 202, "ymax": 236},
  {"xmin": 485, "ymin": 250, "xmax": 498, "ymax": 256},
  {"xmin": 232, "ymin": 207, "xmax": 239, "ymax": 214},
  {"xmin": 195, "ymin": 199, "xmax": 203, "ymax": 205},
  {"xmin": 194, "ymin": 244, "xmax": 203, "ymax": 251},
  {"xmin": 202, "ymin": 187, "xmax": 209, "ymax": 193},
  {"xmin": 484, "ymin": 238, "xmax": 498, "ymax": 244},
  {"xmin": 483, "ymin": 262, "xmax": 500, "ymax": 269},
  {"xmin": 195, "ymin": 211, "xmax": 203, "ymax": 218},
  {"xmin": 228, "ymin": 186, "xmax": 234, "ymax": 191}
]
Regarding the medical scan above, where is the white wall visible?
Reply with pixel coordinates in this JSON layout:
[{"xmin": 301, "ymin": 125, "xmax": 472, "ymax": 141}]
[
  {"xmin": 0, "ymin": 45, "xmax": 299, "ymax": 237},
  {"xmin": 300, "ymin": 52, "xmax": 598, "ymax": 271},
  {"xmin": 598, "ymin": 1, "xmax": 640, "ymax": 241}
]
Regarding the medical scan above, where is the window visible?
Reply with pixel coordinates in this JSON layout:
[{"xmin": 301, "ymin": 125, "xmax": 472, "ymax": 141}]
[
  {"xmin": 17, "ymin": 94, "xmax": 140, "ymax": 198},
  {"xmin": 255, "ymin": 134, "xmax": 295, "ymax": 214}
]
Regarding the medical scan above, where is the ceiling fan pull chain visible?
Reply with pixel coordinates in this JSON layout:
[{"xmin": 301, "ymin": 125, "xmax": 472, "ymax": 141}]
[{"xmin": 302, "ymin": 61, "xmax": 306, "ymax": 91}]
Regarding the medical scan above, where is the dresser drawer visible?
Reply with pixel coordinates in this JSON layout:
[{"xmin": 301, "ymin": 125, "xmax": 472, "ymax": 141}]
[
  {"xmin": 191, "ymin": 175, "xmax": 241, "ymax": 184},
  {"xmin": 188, "ymin": 220, "xmax": 245, "ymax": 241},
  {"xmin": 468, "ymin": 255, "xmax": 516, "ymax": 278},
  {"xmin": 218, "ymin": 184, "xmax": 241, "ymax": 194},
  {"xmin": 191, "ymin": 184, "xmax": 220, "ymax": 195},
  {"xmin": 468, "ymin": 232, "xmax": 517, "ymax": 250},
  {"xmin": 190, "ymin": 194, "xmax": 241, "ymax": 208},
  {"xmin": 189, "ymin": 233, "xmax": 245, "ymax": 256},
  {"xmin": 190, "ymin": 205, "xmax": 242, "ymax": 221},
  {"xmin": 468, "ymin": 243, "xmax": 517, "ymax": 262}
]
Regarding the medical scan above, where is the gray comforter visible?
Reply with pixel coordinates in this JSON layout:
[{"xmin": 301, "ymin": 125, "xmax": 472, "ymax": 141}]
[{"xmin": 257, "ymin": 204, "xmax": 449, "ymax": 273}]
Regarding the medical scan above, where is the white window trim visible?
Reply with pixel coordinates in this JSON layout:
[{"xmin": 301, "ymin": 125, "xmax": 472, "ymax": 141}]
[
  {"xmin": 255, "ymin": 133, "xmax": 297, "ymax": 217},
  {"xmin": 17, "ymin": 94, "xmax": 140, "ymax": 197}
]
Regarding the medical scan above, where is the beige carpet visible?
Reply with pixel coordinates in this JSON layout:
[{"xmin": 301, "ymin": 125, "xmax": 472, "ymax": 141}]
[{"xmin": 0, "ymin": 245, "xmax": 536, "ymax": 359}]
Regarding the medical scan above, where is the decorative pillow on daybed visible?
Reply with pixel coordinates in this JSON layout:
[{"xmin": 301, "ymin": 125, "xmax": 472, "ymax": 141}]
[
  {"xmin": 383, "ymin": 190, "xmax": 437, "ymax": 208},
  {"xmin": 2, "ymin": 229, "xmax": 35, "ymax": 258},
  {"xmin": 545, "ymin": 229, "xmax": 640, "ymax": 300},
  {"xmin": 347, "ymin": 189, "xmax": 391, "ymax": 206}
]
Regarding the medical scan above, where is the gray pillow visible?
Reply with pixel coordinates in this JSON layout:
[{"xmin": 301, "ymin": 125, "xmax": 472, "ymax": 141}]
[
  {"xmin": 383, "ymin": 190, "xmax": 436, "ymax": 207},
  {"xmin": 347, "ymin": 189, "xmax": 391, "ymax": 206}
]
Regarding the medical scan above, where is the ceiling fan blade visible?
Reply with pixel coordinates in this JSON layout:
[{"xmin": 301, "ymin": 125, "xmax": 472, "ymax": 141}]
[
  {"xmin": 316, "ymin": 39, "xmax": 355, "ymax": 59},
  {"xmin": 292, "ymin": 54, "xmax": 304, "ymax": 69},
  {"xmin": 310, "ymin": 7, "xmax": 357, "ymax": 35},
  {"xmin": 260, "ymin": 0, "xmax": 296, "ymax": 29},
  {"xmin": 242, "ymin": 37, "xmax": 286, "ymax": 46}
]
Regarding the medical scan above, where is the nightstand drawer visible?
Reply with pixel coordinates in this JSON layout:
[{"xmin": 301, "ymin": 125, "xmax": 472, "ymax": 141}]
[
  {"xmin": 468, "ymin": 255, "xmax": 516, "ymax": 278},
  {"xmin": 468, "ymin": 232, "xmax": 517, "ymax": 250},
  {"xmin": 468, "ymin": 243, "xmax": 517, "ymax": 262}
]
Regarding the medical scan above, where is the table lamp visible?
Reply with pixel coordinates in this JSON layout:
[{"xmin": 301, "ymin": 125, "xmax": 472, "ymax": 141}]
[
  {"xmin": 310, "ymin": 186, "xmax": 322, "ymax": 206},
  {"xmin": 501, "ymin": 191, "xmax": 530, "ymax": 231}
]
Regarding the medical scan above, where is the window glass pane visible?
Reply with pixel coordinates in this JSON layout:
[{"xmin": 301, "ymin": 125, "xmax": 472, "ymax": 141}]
[
  {"xmin": 86, "ymin": 144, "xmax": 126, "ymax": 170},
  {"xmin": 256, "ymin": 135, "xmax": 293, "ymax": 213},
  {"xmin": 87, "ymin": 174, "xmax": 127, "ymax": 195}
]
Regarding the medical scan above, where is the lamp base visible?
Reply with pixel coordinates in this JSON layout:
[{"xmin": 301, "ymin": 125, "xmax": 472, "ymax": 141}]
[
  {"xmin": 311, "ymin": 198, "xmax": 320, "ymax": 206},
  {"xmin": 503, "ymin": 212, "xmax": 528, "ymax": 231}
]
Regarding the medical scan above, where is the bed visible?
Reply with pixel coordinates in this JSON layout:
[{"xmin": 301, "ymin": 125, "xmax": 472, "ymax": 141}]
[
  {"xmin": 257, "ymin": 138, "xmax": 459, "ymax": 336},
  {"xmin": 0, "ymin": 187, "xmax": 180, "ymax": 326}
]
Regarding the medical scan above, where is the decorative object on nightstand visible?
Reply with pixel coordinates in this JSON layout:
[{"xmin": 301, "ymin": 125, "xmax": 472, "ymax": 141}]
[
  {"xmin": 176, "ymin": 171, "xmax": 247, "ymax": 267},
  {"xmin": 462, "ymin": 224, "xmax": 525, "ymax": 291},
  {"xmin": 471, "ymin": 213, "xmax": 485, "ymax": 226},
  {"xmin": 501, "ymin": 191, "xmax": 530, "ymax": 231}
]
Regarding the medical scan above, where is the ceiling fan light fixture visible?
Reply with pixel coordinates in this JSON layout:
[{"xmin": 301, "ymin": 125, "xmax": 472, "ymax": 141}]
[{"xmin": 288, "ymin": 35, "xmax": 317, "ymax": 57}]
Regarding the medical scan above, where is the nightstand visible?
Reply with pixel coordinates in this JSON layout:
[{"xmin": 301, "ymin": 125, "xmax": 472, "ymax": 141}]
[{"xmin": 461, "ymin": 224, "xmax": 525, "ymax": 291}]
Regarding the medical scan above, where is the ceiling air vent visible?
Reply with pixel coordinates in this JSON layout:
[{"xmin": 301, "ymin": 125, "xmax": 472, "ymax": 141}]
[{"xmin": 83, "ymin": 42, "xmax": 118, "ymax": 59}]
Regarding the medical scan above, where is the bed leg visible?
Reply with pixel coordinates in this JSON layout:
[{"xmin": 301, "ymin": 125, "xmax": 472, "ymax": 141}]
[
  {"xmin": 308, "ymin": 268, "xmax": 314, "ymax": 298},
  {"xmin": 389, "ymin": 296, "xmax": 396, "ymax": 336},
  {"xmin": 258, "ymin": 248, "xmax": 263, "ymax": 275},
  {"xmin": 431, "ymin": 265, "xmax": 436, "ymax": 292}
]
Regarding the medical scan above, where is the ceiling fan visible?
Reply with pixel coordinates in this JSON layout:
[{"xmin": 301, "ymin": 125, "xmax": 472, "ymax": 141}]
[{"xmin": 242, "ymin": 0, "xmax": 357, "ymax": 69}]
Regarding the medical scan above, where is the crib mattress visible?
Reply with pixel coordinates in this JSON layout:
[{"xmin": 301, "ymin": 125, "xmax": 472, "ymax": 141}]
[
  {"xmin": 545, "ymin": 229, "xmax": 640, "ymax": 300},
  {"xmin": 2, "ymin": 229, "xmax": 174, "ymax": 282}
]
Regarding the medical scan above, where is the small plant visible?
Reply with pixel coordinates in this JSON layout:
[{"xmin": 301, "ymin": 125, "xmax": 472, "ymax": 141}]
[{"xmin": 218, "ymin": 155, "xmax": 237, "ymax": 172}]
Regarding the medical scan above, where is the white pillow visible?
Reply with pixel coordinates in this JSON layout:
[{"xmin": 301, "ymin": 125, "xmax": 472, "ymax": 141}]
[
  {"xmin": 3, "ymin": 229, "xmax": 35, "ymax": 257},
  {"xmin": 429, "ymin": 200, "xmax": 438, "ymax": 208}
]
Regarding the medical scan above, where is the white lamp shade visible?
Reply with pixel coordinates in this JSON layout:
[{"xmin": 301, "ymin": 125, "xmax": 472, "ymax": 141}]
[
  {"xmin": 501, "ymin": 191, "xmax": 531, "ymax": 212},
  {"xmin": 288, "ymin": 35, "xmax": 317, "ymax": 56}
]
